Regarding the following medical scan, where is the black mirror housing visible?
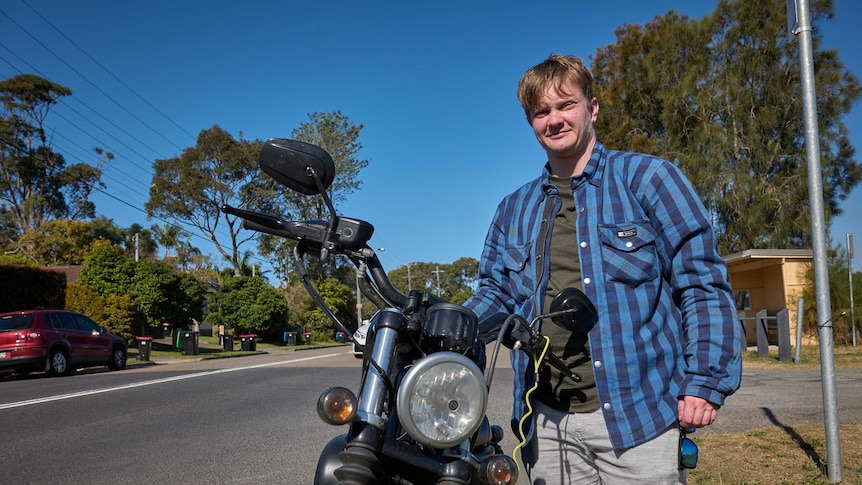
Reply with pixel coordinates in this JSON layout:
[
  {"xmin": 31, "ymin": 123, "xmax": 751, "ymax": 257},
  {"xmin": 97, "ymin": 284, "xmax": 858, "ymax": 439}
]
[{"xmin": 259, "ymin": 138, "xmax": 335, "ymax": 195}]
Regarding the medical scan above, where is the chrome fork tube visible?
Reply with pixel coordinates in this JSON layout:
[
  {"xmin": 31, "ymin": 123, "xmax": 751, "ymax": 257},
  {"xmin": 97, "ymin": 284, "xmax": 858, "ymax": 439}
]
[{"xmin": 357, "ymin": 308, "xmax": 405, "ymax": 428}]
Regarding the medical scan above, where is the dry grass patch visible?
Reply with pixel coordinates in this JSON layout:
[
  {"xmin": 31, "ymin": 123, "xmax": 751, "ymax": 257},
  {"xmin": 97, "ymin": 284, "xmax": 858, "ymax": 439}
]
[
  {"xmin": 688, "ymin": 345, "xmax": 862, "ymax": 483},
  {"xmin": 689, "ymin": 422, "xmax": 862, "ymax": 484}
]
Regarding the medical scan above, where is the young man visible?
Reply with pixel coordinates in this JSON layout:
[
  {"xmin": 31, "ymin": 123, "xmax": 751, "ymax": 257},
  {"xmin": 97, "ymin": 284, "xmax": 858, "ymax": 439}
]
[{"xmin": 465, "ymin": 54, "xmax": 742, "ymax": 484}]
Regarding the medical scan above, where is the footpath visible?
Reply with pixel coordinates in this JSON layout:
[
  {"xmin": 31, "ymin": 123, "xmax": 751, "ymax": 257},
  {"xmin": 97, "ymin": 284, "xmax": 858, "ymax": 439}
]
[{"xmin": 126, "ymin": 336, "xmax": 348, "ymax": 366}]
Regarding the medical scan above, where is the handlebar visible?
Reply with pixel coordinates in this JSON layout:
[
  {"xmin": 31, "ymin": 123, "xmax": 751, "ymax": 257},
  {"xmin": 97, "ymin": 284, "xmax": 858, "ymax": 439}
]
[
  {"xmin": 223, "ymin": 204, "xmax": 580, "ymax": 384},
  {"xmin": 221, "ymin": 203, "xmax": 413, "ymax": 309}
]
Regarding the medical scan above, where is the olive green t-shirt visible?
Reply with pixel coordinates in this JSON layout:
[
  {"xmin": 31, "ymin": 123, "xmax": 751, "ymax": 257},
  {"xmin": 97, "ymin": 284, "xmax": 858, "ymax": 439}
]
[{"xmin": 534, "ymin": 176, "xmax": 599, "ymax": 413}]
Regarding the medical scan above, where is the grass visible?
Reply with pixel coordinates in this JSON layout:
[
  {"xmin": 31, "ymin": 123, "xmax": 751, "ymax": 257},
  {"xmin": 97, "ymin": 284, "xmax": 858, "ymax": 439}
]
[
  {"xmin": 688, "ymin": 344, "xmax": 862, "ymax": 484},
  {"xmin": 689, "ymin": 423, "xmax": 862, "ymax": 484}
]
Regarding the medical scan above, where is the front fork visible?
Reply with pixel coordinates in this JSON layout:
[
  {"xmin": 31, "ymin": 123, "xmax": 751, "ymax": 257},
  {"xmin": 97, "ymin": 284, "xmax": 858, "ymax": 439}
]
[{"xmin": 334, "ymin": 308, "xmax": 407, "ymax": 484}]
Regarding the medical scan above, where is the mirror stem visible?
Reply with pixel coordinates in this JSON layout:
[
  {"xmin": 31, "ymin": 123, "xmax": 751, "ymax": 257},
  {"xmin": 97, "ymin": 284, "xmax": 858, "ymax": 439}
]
[{"xmin": 306, "ymin": 166, "xmax": 339, "ymax": 259}]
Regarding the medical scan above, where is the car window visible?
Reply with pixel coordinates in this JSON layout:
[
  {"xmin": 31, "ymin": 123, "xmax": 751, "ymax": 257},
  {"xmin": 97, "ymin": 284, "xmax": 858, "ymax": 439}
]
[
  {"xmin": 71, "ymin": 314, "xmax": 101, "ymax": 333},
  {"xmin": 53, "ymin": 311, "xmax": 83, "ymax": 331},
  {"xmin": 0, "ymin": 314, "xmax": 35, "ymax": 331},
  {"xmin": 46, "ymin": 312, "xmax": 63, "ymax": 329}
]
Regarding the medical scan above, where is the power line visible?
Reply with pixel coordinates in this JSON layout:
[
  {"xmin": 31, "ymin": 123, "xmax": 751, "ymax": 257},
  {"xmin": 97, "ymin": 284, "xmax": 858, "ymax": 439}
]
[
  {"xmin": 0, "ymin": 45, "xmax": 160, "ymax": 175},
  {"xmin": 20, "ymin": 0, "xmax": 197, "ymax": 142},
  {"xmin": 0, "ymin": 7, "xmax": 186, "ymax": 152},
  {"xmin": 0, "ymin": 3, "xmax": 276, "ymax": 274},
  {"xmin": 90, "ymin": 186, "xmax": 271, "ymax": 267}
]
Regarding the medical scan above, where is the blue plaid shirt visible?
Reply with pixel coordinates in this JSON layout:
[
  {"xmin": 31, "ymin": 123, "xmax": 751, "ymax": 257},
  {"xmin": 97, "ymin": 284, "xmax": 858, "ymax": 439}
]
[{"xmin": 465, "ymin": 141, "xmax": 741, "ymax": 450}]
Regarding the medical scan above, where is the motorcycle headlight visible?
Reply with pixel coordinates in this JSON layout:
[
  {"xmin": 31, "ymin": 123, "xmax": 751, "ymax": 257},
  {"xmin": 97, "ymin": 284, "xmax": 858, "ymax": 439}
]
[{"xmin": 396, "ymin": 352, "xmax": 488, "ymax": 448}]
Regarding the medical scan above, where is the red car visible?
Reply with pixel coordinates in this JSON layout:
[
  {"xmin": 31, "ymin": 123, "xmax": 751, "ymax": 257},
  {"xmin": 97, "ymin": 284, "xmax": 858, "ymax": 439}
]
[{"xmin": 0, "ymin": 309, "xmax": 127, "ymax": 377}]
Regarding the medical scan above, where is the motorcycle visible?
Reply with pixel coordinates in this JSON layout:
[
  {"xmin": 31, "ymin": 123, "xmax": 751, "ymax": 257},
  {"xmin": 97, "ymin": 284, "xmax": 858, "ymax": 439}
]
[{"xmin": 222, "ymin": 138, "xmax": 598, "ymax": 485}]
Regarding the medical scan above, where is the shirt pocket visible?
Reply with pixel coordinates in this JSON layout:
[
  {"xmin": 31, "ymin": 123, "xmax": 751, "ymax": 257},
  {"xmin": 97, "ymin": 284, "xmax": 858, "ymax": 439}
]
[
  {"xmin": 598, "ymin": 221, "xmax": 660, "ymax": 287},
  {"xmin": 500, "ymin": 241, "xmax": 533, "ymax": 303}
]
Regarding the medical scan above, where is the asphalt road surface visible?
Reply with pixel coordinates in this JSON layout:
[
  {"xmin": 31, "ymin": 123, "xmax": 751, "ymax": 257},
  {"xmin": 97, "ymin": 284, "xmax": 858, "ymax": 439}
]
[{"xmin": 1, "ymin": 347, "xmax": 860, "ymax": 484}]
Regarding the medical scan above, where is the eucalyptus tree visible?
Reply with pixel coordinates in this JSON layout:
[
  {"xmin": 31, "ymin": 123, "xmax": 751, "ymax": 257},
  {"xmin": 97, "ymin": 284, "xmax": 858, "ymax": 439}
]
[
  {"xmin": 591, "ymin": 0, "xmax": 861, "ymax": 255},
  {"xmin": 0, "ymin": 74, "xmax": 109, "ymax": 241},
  {"xmin": 146, "ymin": 125, "xmax": 264, "ymax": 276}
]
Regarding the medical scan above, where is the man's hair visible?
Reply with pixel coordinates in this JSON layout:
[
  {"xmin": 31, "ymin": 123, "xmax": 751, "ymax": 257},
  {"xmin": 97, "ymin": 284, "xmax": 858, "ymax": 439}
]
[{"xmin": 517, "ymin": 54, "xmax": 594, "ymax": 121}]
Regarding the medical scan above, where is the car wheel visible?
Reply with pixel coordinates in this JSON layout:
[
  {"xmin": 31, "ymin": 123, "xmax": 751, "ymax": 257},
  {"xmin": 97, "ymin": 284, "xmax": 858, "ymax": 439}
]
[
  {"xmin": 47, "ymin": 349, "xmax": 71, "ymax": 377},
  {"xmin": 108, "ymin": 346, "xmax": 127, "ymax": 370}
]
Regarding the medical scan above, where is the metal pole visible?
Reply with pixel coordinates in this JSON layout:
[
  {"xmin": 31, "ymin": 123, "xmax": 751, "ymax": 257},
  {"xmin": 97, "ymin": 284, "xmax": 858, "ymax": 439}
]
[
  {"xmin": 849, "ymin": 233, "xmax": 856, "ymax": 346},
  {"xmin": 791, "ymin": 0, "xmax": 841, "ymax": 480},
  {"xmin": 356, "ymin": 269, "xmax": 363, "ymax": 328},
  {"xmin": 795, "ymin": 298, "xmax": 804, "ymax": 363}
]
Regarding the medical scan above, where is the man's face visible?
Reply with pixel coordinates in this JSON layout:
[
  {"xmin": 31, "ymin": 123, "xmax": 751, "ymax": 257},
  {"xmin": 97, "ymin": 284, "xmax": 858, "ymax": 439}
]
[{"xmin": 529, "ymin": 82, "xmax": 598, "ymax": 163}]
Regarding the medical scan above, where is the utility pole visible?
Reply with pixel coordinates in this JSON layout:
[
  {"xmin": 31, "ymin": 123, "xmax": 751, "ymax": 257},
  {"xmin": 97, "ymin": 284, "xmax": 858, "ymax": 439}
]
[
  {"xmin": 432, "ymin": 265, "xmax": 445, "ymax": 296},
  {"xmin": 133, "ymin": 233, "xmax": 140, "ymax": 262},
  {"xmin": 789, "ymin": 0, "xmax": 841, "ymax": 480},
  {"xmin": 407, "ymin": 263, "xmax": 413, "ymax": 291}
]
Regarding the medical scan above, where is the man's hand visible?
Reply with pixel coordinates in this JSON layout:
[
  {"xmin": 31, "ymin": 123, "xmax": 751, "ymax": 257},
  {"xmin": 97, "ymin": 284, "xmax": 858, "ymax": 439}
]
[{"xmin": 678, "ymin": 395, "xmax": 719, "ymax": 428}]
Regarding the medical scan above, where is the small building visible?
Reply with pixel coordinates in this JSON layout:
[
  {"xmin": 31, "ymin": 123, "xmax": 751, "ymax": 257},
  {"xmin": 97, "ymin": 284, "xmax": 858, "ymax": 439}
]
[{"xmin": 723, "ymin": 249, "xmax": 813, "ymax": 346}]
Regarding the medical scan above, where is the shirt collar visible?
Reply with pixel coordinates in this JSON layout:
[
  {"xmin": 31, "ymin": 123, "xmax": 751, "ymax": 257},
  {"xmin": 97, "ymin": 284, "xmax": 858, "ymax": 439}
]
[{"xmin": 540, "ymin": 141, "xmax": 606, "ymax": 190}]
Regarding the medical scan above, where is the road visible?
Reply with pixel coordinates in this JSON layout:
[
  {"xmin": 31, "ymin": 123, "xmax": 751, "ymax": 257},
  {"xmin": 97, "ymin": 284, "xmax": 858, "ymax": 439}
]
[{"xmin": 2, "ymin": 348, "xmax": 861, "ymax": 484}]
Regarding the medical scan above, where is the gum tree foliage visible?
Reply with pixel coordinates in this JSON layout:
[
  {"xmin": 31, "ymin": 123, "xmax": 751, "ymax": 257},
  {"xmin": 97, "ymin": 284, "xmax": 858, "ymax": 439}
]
[
  {"xmin": 206, "ymin": 276, "xmax": 289, "ymax": 337},
  {"xmin": 146, "ymin": 125, "xmax": 264, "ymax": 277},
  {"xmin": 385, "ymin": 258, "xmax": 480, "ymax": 305},
  {"xmin": 591, "ymin": 0, "xmax": 861, "ymax": 255},
  {"xmin": 0, "ymin": 74, "xmax": 110, "ymax": 256}
]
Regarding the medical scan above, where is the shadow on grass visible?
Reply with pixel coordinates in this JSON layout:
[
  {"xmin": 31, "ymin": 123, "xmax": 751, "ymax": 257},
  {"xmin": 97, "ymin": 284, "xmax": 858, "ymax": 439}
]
[{"xmin": 760, "ymin": 407, "xmax": 825, "ymax": 472}]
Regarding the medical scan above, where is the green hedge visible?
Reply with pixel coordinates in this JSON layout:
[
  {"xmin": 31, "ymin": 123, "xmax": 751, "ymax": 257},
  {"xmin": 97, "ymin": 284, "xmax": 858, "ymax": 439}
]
[{"xmin": 0, "ymin": 264, "xmax": 66, "ymax": 313}]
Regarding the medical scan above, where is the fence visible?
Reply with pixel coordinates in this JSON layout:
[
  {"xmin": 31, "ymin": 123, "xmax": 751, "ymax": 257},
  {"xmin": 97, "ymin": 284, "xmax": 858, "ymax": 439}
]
[{"xmin": 739, "ymin": 308, "xmax": 792, "ymax": 361}]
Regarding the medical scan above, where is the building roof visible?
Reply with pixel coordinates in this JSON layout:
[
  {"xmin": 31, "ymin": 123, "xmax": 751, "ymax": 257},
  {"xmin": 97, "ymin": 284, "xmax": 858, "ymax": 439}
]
[
  {"xmin": 48, "ymin": 265, "xmax": 83, "ymax": 283},
  {"xmin": 723, "ymin": 249, "xmax": 813, "ymax": 266}
]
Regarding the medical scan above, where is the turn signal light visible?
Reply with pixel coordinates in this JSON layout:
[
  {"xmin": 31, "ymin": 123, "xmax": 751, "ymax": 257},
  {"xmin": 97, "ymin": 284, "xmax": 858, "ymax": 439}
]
[
  {"xmin": 479, "ymin": 455, "xmax": 518, "ymax": 485},
  {"xmin": 317, "ymin": 387, "xmax": 357, "ymax": 425}
]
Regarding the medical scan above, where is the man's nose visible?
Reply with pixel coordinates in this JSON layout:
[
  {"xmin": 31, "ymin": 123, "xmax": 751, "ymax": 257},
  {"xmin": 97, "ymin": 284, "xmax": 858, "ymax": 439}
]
[{"xmin": 546, "ymin": 109, "xmax": 564, "ymax": 127}]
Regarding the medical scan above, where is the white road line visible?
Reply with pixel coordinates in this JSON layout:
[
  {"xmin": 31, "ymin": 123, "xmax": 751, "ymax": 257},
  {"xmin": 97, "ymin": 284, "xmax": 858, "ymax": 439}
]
[{"xmin": 0, "ymin": 352, "xmax": 343, "ymax": 411}]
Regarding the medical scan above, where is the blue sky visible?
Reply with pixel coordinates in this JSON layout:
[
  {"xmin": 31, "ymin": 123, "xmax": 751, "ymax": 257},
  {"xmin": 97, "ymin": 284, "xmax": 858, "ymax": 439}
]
[{"xmin": 2, "ymin": 0, "xmax": 861, "ymax": 276}]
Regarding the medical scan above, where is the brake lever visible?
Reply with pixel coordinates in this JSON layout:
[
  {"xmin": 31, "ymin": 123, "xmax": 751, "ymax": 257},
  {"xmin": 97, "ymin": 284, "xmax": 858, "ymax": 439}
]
[
  {"xmin": 509, "ymin": 324, "xmax": 582, "ymax": 384},
  {"xmin": 543, "ymin": 349, "xmax": 582, "ymax": 383}
]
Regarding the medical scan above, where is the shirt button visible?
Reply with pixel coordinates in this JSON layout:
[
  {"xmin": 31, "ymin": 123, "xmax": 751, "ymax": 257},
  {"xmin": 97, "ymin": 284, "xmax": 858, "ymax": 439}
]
[
  {"xmin": 594, "ymin": 360, "xmax": 602, "ymax": 368},
  {"xmin": 603, "ymin": 403, "xmax": 611, "ymax": 410},
  {"xmin": 579, "ymin": 207, "xmax": 585, "ymax": 212},
  {"xmin": 580, "ymin": 241, "xmax": 587, "ymax": 248},
  {"xmin": 583, "ymin": 277, "xmax": 591, "ymax": 285},
  {"xmin": 625, "ymin": 241, "xmax": 633, "ymax": 248}
]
